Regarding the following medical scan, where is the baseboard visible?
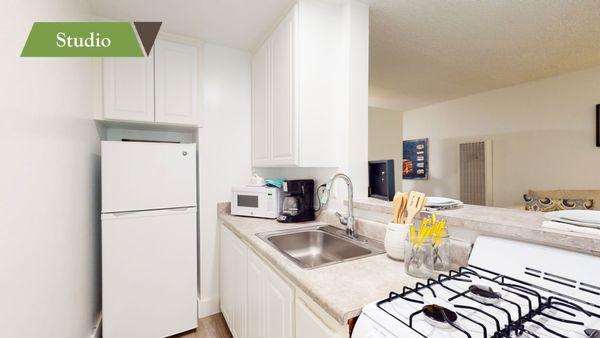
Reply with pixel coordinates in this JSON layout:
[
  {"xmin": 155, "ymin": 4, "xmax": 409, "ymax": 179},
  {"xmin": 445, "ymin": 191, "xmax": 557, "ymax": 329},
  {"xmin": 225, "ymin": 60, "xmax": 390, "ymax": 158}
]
[
  {"xmin": 89, "ymin": 312, "xmax": 102, "ymax": 338},
  {"xmin": 197, "ymin": 296, "xmax": 220, "ymax": 318}
]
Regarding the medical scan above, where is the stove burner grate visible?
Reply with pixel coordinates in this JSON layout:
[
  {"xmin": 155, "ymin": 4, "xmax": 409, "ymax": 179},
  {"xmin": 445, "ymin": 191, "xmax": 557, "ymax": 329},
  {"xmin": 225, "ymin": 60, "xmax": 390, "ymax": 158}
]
[{"xmin": 376, "ymin": 264, "xmax": 600, "ymax": 338}]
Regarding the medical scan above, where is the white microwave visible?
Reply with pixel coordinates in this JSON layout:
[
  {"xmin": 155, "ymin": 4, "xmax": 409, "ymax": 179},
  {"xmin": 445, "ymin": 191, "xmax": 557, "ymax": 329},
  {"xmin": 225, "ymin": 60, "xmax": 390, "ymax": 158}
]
[{"xmin": 231, "ymin": 186, "xmax": 282, "ymax": 219}]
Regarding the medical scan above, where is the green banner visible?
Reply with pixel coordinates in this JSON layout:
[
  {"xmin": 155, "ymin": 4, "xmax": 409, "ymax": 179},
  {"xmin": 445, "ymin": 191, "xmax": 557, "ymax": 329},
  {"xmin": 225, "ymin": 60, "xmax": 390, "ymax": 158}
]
[{"xmin": 21, "ymin": 22, "xmax": 144, "ymax": 57}]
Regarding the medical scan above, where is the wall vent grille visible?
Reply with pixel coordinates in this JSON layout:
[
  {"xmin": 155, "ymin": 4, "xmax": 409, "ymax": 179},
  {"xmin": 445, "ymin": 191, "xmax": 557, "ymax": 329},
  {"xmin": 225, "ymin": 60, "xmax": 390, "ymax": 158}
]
[{"xmin": 459, "ymin": 141, "xmax": 486, "ymax": 205}]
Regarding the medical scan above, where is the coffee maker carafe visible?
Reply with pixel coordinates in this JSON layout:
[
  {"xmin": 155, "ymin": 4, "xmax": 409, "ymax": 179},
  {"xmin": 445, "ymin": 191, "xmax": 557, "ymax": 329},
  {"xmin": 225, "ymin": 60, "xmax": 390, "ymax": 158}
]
[{"xmin": 277, "ymin": 179, "xmax": 315, "ymax": 223}]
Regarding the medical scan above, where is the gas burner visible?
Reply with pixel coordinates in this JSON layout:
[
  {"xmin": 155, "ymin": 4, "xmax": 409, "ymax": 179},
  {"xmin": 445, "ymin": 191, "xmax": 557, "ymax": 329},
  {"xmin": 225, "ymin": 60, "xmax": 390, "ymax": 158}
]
[
  {"xmin": 469, "ymin": 284, "xmax": 502, "ymax": 304},
  {"xmin": 585, "ymin": 328, "xmax": 600, "ymax": 338},
  {"xmin": 422, "ymin": 304, "xmax": 458, "ymax": 328}
]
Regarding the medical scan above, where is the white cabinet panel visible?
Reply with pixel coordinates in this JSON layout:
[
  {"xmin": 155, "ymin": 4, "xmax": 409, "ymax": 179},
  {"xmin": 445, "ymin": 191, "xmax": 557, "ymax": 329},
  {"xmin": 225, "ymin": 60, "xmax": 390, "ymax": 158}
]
[
  {"xmin": 103, "ymin": 52, "xmax": 154, "ymax": 122},
  {"xmin": 263, "ymin": 265, "xmax": 293, "ymax": 338},
  {"xmin": 247, "ymin": 249, "xmax": 293, "ymax": 338},
  {"xmin": 102, "ymin": 209, "xmax": 197, "ymax": 338},
  {"xmin": 155, "ymin": 40, "xmax": 199, "ymax": 125},
  {"xmin": 246, "ymin": 249, "xmax": 264, "ymax": 338},
  {"xmin": 252, "ymin": 41, "xmax": 271, "ymax": 165},
  {"xmin": 270, "ymin": 7, "xmax": 297, "ymax": 165},
  {"xmin": 251, "ymin": 1, "xmax": 344, "ymax": 167},
  {"xmin": 220, "ymin": 225, "xmax": 247, "ymax": 338},
  {"xmin": 219, "ymin": 226, "xmax": 232, "ymax": 326},
  {"xmin": 296, "ymin": 298, "xmax": 335, "ymax": 338}
]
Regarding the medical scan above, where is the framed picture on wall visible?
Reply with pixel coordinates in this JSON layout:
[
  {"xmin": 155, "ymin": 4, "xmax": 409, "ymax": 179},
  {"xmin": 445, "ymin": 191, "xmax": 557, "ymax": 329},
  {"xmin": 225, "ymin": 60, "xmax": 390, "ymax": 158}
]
[
  {"xmin": 403, "ymin": 138, "xmax": 429, "ymax": 180},
  {"xmin": 597, "ymin": 104, "xmax": 600, "ymax": 147}
]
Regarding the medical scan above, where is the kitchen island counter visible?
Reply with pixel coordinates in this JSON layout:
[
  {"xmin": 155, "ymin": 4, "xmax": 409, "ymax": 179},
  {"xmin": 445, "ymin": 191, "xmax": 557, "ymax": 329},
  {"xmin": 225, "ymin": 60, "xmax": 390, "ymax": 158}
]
[{"xmin": 351, "ymin": 198, "xmax": 600, "ymax": 257}]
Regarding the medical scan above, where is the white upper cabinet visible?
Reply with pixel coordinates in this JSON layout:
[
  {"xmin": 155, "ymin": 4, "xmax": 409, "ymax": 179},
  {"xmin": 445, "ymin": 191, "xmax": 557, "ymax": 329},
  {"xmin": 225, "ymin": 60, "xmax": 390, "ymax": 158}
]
[
  {"xmin": 155, "ymin": 40, "xmax": 199, "ymax": 125},
  {"xmin": 251, "ymin": 0, "xmax": 344, "ymax": 167},
  {"xmin": 270, "ymin": 7, "xmax": 297, "ymax": 165},
  {"xmin": 102, "ymin": 38, "xmax": 201, "ymax": 127},
  {"xmin": 103, "ymin": 53, "xmax": 155, "ymax": 122},
  {"xmin": 252, "ymin": 40, "xmax": 271, "ymax": 166}
]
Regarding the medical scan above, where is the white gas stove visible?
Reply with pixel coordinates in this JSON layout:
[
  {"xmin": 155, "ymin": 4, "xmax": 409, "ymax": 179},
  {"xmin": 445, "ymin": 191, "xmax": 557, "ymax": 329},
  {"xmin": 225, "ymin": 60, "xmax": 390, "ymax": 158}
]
[{"xmin": 353, "ymin": 236, "xmax": 600, "ymax": 338}]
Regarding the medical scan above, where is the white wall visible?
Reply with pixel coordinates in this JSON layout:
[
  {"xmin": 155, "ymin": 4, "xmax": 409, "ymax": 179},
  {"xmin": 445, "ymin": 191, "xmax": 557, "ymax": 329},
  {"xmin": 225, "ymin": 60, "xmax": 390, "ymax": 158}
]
[
  {"xmin": 197, "ymin": 43, "xmax": 252, "ymax": 316},
  {"xmin": 402, "ymin": 65, "xmax": 600, "ymax": 207},
  {"xmin": 341, "ymin": 0, "xmax": 370, "ymax": 200},
  {"xmin": 368, "ymin": 107, "xmax": 403, "ymax": 193},
  {"xmin": 0, "ymin": 0, "xmax": 101, "ymax": 337}
]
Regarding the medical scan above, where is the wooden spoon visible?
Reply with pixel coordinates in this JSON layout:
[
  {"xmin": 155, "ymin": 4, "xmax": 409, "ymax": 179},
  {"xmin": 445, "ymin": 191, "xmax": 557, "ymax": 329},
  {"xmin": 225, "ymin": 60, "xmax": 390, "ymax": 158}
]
[
  {"xmin": 391, "ymin": 192, "xmax": 402, "ymax": 223},
  {"xmin": 405, "ymin": 191, "xmax": 426, "ymax": 225},
  {"xmin": 397, "ymin": 192, "xmax": 409, "ymax": 223}
]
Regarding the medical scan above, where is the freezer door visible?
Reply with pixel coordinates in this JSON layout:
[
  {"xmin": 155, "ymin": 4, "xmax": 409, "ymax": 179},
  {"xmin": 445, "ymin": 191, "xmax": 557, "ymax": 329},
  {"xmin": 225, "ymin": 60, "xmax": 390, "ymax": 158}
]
[
  {"xmin": 101, "ymin": 141, "xmax": 196, "ymax": 213},
  {"xmin": 102, "ymin": 208, "xmax": 197, "ymax": 338}
]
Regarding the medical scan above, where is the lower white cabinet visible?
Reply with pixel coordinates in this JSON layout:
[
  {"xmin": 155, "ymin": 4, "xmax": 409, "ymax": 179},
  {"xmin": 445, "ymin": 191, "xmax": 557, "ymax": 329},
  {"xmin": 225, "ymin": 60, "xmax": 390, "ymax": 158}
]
[
  {"xmin": 296, "ymin": 298, "xmax": 336, "ymax": 338},
  {"xmin": 220, "ymin": 223, "xmax": 343, "ymax": 338},
  {"xmin": 220, "ymin": 225, "xmax": 247, "ymax": 338},
  {"xmin": 247, "ymin": 249, "xmax": 293, "ymax": 338}
]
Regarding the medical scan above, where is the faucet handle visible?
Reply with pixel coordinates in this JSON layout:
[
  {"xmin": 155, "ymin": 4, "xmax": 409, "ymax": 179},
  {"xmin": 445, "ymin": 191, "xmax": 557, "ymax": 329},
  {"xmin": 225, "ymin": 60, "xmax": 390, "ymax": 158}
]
[{"xmin": 336, "ymin": 211, "xmax": 348, "ymax": 225}]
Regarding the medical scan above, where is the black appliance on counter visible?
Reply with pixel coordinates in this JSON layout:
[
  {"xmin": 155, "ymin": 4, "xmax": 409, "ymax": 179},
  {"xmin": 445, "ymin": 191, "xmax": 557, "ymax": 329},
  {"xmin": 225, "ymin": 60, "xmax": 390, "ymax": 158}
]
[
  {"xmin": 277, "ymin": 179, "xmax": 315, "ymax": 223},
  {"xmin": 368, "ymin": 159, "xmax": 395, "ymax": 201}
]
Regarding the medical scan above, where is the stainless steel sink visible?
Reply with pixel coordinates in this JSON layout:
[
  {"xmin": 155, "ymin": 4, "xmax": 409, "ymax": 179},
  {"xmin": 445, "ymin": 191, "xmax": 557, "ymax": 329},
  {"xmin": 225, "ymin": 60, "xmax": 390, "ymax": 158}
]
[{"xmin": 257, "ymin": 225, "xmax": 384, "ymax": 269}]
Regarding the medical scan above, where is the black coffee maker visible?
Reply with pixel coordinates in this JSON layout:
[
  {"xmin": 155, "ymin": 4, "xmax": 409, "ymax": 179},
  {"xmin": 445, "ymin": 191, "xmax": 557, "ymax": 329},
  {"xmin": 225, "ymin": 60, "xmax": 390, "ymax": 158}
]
[{"xmin": 277, "ymin": 179, "xmax": 315, "ymax": 223}]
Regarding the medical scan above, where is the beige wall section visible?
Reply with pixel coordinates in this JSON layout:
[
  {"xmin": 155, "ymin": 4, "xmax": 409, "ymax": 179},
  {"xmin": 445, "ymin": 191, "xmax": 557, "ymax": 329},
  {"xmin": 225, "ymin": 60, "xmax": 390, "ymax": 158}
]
[
  {"xmin": 403, "ymin": 65, "xmax": 600, "ymax": 207},
  {"xmin": 368, "ymin": 107, "xmax": 403, "ymax": 193},
  {"xmin": 198, "ymin": 43, "xmax": 252, "ymax": 317},
  {"xmin": 0, "ymin": 0, "xmax": 101, "ymax": 337}
]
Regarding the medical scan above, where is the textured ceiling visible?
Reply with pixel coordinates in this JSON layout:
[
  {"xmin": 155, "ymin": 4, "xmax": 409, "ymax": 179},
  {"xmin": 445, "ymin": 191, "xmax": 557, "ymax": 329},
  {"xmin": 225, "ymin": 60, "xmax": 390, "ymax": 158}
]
[
  {"xmin": 369, "ymin": 0, "xmax": 600, "ymax": 111},
  {"xmin": 90, "ymin": 0, "xmax": 293, "ymax": 50}
]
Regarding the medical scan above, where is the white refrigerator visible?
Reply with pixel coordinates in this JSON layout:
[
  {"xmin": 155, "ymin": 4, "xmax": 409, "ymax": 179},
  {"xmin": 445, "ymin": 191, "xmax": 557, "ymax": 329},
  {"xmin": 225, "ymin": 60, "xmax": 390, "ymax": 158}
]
[{"xmin": 101, "ymin": 141, "xmax": 197, "ymax": 338}]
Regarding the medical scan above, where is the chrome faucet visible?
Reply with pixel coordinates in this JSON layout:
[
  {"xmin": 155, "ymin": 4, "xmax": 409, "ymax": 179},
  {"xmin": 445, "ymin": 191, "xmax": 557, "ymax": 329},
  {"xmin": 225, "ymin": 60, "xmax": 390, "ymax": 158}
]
[{"xmin": 320, "ymin": 173, "xmax": 356, "ymax": 239}]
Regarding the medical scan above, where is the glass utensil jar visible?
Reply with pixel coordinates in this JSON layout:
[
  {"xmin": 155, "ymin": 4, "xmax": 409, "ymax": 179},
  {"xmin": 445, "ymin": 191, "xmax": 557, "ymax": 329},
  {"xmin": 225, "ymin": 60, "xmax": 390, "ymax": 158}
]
[
  {"xmin": 432, "ymin": 234, "xmax": 450, "ymax": 271},
  {"xmin": 404, "ymin": 237, "xmax": 433, "ymax": 278}
]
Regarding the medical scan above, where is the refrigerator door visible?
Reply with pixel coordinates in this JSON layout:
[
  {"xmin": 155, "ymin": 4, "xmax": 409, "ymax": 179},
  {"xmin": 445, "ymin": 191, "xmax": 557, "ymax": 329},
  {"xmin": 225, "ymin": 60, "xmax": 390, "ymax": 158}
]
[
  {"xmin": 101, "ymin": 141, "xmax": 197, "ymax": 213},
  {"xmin": 102, "ymin": 208, "xmax": 197, "ymax": 338}
]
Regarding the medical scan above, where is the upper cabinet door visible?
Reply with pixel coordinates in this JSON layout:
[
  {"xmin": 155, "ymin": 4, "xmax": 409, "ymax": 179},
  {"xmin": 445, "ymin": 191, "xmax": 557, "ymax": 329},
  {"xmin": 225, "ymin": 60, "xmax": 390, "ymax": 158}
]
[
  {"xmin": 103, "ymin": 52, "xmax": 154, "ymax": 122},
  {"xmin": 154, "ymin": 40, "xmax": 199, "ymax": 125},
  {"xmin": 270, "ymin": 6, "xmax": 298, "ymax": 165},
  {"xmin": 252, "ymin": 40, "xmax": 271, "ymax": 166}
]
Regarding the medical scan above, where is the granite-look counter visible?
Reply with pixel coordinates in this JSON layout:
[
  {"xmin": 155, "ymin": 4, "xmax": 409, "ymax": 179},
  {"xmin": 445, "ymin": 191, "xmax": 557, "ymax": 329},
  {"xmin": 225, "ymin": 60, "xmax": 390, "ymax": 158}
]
[
  {"xmin": 351, "ymin": 198, "xmax": 600, "ymax": 256},
  {"xmin": 217, "ymin": 209, "xmax": 423, "ymax": 324}
]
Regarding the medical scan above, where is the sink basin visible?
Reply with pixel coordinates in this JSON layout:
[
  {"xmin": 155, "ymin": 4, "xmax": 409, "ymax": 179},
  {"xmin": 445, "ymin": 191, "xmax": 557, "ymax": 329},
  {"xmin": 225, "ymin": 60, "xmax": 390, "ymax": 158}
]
[{"xmin": 257, "ymin": 225, "xmax": 384, "ymax": 269}]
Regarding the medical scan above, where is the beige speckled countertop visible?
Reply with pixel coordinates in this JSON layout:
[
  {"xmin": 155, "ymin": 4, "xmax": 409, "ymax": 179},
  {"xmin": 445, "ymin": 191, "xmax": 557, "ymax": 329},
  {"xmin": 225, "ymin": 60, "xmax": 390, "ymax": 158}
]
[
  {"xmin": 217, "ymin": 210, "xmax": 423, "ymax": 325},
  {"xmin": 352, "ymin": 198, "xmax": 600, "ymax": 256}
]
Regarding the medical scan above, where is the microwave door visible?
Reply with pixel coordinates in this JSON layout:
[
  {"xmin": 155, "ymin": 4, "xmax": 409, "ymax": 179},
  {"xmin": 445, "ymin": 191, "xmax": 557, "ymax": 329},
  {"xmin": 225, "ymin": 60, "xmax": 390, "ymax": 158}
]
[{"xmin": 237, "ymin": 194, "xmax": 259, "ymax": 209}]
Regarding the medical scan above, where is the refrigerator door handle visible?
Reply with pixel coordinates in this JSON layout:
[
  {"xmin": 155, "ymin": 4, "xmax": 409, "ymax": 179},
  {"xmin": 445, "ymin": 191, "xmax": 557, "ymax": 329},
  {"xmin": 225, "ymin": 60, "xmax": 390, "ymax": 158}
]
[
  {"xmin": 101, "ymin": 207, "xmax": 197, "ymax": 220},
  {"xmin": 112, "ymin": 211, "xmax": 137, "ymax": 217},
  {"xmin": 168, "ymin": 207, "xmax": 191, "ymax": 212}
]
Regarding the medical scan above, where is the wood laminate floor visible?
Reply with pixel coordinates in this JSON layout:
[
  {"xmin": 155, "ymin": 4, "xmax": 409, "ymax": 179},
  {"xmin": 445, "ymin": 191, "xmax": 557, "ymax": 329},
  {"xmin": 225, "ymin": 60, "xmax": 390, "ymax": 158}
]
[{"xmin": 171, "ymin": 313, "xmax": 232, "ymax": 338}]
